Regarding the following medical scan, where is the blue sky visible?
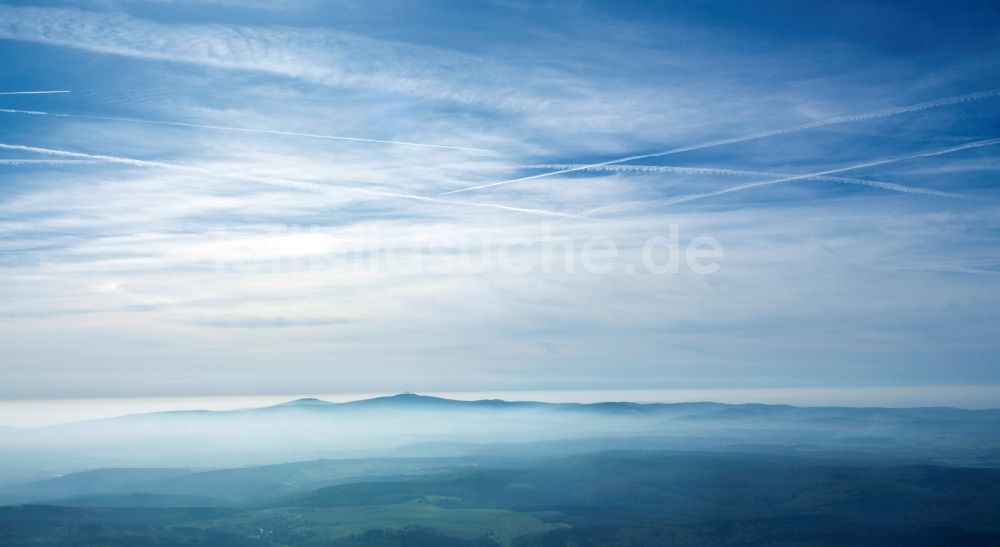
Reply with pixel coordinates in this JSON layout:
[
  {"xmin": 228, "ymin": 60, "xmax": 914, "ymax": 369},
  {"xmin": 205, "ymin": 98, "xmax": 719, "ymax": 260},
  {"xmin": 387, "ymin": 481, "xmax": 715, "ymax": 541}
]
[{"xmin": 0, "ymin": 0, "xmax": 998, "ymax": 401}]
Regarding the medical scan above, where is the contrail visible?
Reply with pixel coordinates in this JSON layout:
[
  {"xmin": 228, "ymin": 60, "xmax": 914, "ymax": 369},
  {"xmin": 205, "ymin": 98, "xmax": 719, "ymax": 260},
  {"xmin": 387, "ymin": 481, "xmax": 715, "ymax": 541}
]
[
  {"xmin": 0, "ymin": 108, "xmax": 46, "ymax": 115},
  {"xmin": 0, "ymin": 158, "xmax": 109, "ymax": 165},
  {"xmin": 440, "ymin": 88, "xmax": 1000, "ymax": 195},
  {"xmin": 0, "ymin": 143, "xmax": 584, "ymax": 220},
  {"xmin": 520, "ymin": 163, "xmax": 959, "ymax": 197},
  {"xmin": 0, "ymin": 144, "xmax": 178, "ymax": 169},
  {"xmin": 0, "ymin": 90, "xmax": 70, "ymax": 95},
  {"xmin": 0, "ymin": 109, "xmax": 494, "ymax": 153},
  {"xmin": 583, "ymin": 138, "xmax": 1000, "ymax": 216},
  {"xmin": 894, "ymin": 262, "xmax": 1000, "ymax": 275}
]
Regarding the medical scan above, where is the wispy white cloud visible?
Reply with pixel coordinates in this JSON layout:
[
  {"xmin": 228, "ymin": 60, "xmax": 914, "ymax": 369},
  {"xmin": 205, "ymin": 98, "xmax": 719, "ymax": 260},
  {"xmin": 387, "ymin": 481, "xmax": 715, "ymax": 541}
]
[
  {"xmin": 0, "ymin": 5, "xmax": 560, "ymax": 111},
  {"xmin": 1, "ymin": 0, "xmax": 998, "ymax": 398}
]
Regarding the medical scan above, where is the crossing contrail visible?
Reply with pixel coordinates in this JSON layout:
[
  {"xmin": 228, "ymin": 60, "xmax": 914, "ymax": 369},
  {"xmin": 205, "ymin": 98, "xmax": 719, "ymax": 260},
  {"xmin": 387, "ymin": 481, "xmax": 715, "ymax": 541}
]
[
  {"xmin": 0, "ymin": 90, "xmax": 70, "ymax": 95},
  {"xmin": 520, "ymin": 163, "xmax": 959, "ymax": 197},
  {"xmin": 583, "ymin": 138, "xmax": 1000, "ymax": 216},
  {"xmin": 0, "ymin": 143, "xmax": 584, "ymax": 220},
  {"xmin": 440, "ymin": 88, "xmax": 1000, "ymax": 195},
  {"xmin": 0, "ymin": 108, "xmax": 495, "ymax": 153}
]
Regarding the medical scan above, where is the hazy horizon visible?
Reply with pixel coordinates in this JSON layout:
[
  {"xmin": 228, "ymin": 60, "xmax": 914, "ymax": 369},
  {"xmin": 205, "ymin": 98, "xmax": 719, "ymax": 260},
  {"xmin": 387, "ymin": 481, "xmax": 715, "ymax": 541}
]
[{"xmin": 3, "ymin": 385, "xmax": 1000, "ymax": 428}]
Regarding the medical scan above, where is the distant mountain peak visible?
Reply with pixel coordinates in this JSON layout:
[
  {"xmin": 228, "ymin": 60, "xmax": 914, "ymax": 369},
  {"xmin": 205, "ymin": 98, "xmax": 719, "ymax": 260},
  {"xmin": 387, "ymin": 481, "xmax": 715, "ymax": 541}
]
[
  {"xmin": 338, "ymin": 393, "xmax": 460, "ymax": 407},
  {"xmin": 389, "ymin": 392, "xmax": 432, "ymax": 399},
  {"xmin": 274, "ymin": 394, "xmax": 447, "ymax": 409},
  {"xmin": 279, "ymin": 397, "xmax": 334, "ymax": 406},
  {"xmin": 379, "ymin": 393, "xmax": 448, "ymax": 402}
]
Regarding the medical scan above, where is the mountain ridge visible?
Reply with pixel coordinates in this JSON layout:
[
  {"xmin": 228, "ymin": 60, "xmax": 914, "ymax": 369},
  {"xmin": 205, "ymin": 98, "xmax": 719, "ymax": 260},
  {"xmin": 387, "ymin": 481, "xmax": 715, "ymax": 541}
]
[{"xmin": 15, "ymin": 392, "xmax": 1000, "ymax": 430}]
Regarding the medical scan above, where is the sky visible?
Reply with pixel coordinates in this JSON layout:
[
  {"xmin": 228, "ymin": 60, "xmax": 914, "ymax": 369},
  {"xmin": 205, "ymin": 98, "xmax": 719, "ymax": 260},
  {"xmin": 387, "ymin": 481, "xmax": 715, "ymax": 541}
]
[{"xmin": 0, "ymin": 0, "xmax": 999, "ymax": 404}]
